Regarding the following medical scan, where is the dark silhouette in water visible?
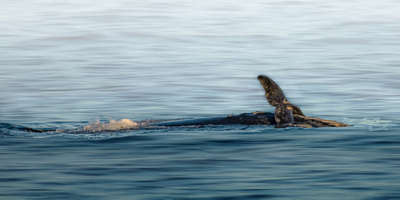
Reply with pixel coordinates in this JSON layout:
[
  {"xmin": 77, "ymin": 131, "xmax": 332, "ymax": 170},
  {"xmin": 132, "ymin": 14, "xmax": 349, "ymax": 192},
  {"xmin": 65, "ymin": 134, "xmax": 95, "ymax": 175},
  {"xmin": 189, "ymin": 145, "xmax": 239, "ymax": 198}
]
[
  {"xmin": 5, "ymin": 75, "xmax": 350, "ymax": 133},
  {"xmin": 152, "ymin": 75, "xmax": 350, "ymax": 128},
  {"xmin": 0, "ymin": 123, "xmax": 55, "ymax": 133},
  {"xmin": 150, "ymin": 111, "xmax": 349, "ymax": 128}
]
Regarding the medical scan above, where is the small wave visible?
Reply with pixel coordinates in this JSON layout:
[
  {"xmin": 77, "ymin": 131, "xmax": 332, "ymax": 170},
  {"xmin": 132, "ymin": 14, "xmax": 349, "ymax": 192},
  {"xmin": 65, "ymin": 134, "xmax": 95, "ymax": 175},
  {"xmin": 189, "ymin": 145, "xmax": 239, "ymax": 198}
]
[{"xmin": 341, "ymin": 117, "xmax": 398, "ymax": 131}]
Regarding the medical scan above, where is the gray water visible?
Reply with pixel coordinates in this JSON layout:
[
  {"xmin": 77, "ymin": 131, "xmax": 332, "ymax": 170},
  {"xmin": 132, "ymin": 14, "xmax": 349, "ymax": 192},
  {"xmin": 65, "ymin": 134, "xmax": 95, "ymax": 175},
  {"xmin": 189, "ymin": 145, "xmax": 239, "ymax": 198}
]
[{"xmin": 1, "ymin": 0, "xmax": 400, "ymax": 199}]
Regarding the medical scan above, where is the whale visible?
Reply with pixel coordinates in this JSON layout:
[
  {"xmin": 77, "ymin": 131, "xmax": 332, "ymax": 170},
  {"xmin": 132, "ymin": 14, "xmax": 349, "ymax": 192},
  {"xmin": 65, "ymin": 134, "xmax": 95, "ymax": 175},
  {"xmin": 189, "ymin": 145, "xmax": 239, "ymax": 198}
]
[
  {"xmin": 150, "ymin": 75, "xmax": 350, "ymax": 128},
  {"xmin": 8, "ymin": 75, "xmax": 350, "ymax": 133}
]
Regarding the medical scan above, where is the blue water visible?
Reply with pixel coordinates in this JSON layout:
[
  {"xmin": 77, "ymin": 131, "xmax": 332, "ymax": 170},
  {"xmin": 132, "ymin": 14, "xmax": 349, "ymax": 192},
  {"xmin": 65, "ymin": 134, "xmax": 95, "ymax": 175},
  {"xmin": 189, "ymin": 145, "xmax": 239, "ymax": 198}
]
[{"xmin": 1, "ymin": 0, "xmax": 400, "ymax": 199}]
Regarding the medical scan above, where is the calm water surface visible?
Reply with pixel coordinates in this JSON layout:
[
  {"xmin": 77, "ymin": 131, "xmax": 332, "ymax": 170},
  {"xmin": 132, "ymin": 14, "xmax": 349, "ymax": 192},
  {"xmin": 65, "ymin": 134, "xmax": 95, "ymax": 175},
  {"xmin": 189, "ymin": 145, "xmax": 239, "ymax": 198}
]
[{"xmin": 1, "ymin": 0, "xmax": 400, "ymax": 199}]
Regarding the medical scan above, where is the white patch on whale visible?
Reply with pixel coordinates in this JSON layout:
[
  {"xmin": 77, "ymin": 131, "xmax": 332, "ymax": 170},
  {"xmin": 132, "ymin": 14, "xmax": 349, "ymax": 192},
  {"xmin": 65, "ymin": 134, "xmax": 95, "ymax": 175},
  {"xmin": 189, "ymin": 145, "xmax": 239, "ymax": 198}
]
[{"xmin": 83, "ymin": 118, "xmax": 140, "ymax": 132}]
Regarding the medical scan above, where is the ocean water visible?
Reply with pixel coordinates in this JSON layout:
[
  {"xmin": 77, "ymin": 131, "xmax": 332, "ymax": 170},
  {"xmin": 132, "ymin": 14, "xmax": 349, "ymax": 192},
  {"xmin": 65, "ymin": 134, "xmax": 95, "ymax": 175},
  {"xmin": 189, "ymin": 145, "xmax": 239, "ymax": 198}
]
[{"xmin": 1, "ymin": 0, "xmax": 400, "ymax": 199}]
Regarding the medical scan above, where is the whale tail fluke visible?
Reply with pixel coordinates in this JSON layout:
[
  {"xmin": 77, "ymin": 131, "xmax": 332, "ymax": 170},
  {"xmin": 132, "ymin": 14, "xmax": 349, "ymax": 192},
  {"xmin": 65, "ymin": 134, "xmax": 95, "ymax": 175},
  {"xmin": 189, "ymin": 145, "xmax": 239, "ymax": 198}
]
[{"xmin": 258, "ymin": 75, "xmax": 305, "ymax": 116}]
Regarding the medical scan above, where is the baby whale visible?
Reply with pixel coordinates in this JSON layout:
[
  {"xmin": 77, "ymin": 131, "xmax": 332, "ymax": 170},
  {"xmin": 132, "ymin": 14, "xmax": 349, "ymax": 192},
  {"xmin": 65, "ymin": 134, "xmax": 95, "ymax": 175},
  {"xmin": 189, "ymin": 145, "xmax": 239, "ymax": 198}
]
[{"xmin": 151, "ymin": 75, "xmax": 350, "ymax": 128}]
